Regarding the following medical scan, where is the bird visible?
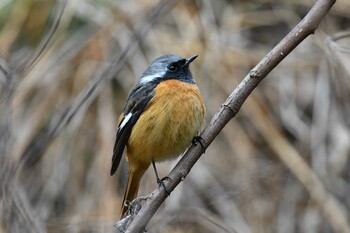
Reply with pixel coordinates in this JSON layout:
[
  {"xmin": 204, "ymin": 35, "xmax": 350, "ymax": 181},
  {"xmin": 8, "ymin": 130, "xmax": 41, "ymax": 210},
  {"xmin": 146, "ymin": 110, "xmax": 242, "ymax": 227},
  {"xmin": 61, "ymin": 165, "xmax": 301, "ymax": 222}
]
[{"xmin": 110, "ymin": 54, "xmax": 205, "ymax": 216}]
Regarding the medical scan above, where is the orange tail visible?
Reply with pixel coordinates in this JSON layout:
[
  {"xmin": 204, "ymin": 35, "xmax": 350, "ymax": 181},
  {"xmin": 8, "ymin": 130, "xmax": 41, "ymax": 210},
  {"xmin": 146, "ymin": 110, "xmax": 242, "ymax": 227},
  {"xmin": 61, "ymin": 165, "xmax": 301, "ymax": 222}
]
[{"xmin": 121, "ymin": 164, "xmax": 148, "ymax": 216}]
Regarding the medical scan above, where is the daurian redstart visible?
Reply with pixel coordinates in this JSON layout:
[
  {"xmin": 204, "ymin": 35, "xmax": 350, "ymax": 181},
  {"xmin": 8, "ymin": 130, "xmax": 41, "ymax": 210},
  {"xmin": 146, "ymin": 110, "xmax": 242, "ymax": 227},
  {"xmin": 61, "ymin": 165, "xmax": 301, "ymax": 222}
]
[{"xmin": 110, "ymin": 54, "xmax": 205, "ymax": 216}]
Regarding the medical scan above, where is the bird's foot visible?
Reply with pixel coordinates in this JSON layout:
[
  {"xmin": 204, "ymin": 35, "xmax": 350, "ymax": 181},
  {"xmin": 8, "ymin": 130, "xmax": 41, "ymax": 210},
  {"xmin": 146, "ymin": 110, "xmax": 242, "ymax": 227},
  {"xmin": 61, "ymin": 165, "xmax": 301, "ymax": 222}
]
[
  {"xmin": 192, "ymin": 136, "xmax": 206, "ymax": 153},
  {"xmin": 116, "ymin": 195, "xmax": 150, "ymax": 232},
  {"xmin": 157, "ymin": 176, "xmax": 171, "ymax": 196}
]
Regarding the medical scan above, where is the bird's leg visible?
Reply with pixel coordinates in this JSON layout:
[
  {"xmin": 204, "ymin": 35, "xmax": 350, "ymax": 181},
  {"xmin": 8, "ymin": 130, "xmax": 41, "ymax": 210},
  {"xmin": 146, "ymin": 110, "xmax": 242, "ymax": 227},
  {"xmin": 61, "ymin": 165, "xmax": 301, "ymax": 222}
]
[
  {"xmin": 152, "ymin": 160, "xmax": 171, "ymax": 196},
  {"xmin": 192, "ymin": 136, "xmax": 206, "ymax": 153}
]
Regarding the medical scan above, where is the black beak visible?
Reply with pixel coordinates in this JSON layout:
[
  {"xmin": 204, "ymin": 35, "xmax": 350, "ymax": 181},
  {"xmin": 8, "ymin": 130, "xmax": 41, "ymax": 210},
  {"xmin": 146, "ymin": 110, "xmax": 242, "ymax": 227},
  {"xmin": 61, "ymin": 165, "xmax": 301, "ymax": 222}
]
[{"xmin": 182, "ymin": 55, "xmax": 198, "ymax": 68}]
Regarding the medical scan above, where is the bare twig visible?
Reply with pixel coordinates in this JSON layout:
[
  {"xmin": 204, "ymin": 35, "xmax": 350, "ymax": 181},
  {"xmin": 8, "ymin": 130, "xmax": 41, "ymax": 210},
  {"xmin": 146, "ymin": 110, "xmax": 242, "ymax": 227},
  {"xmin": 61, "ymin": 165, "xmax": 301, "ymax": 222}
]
[{"xmin": 122, "ymin": 0, "xmax": 340, "ymax": 232}]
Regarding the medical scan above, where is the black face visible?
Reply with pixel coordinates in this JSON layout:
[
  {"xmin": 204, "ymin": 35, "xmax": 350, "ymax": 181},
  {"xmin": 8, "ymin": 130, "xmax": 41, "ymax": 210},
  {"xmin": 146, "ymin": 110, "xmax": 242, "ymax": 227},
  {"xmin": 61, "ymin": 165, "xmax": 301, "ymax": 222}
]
[
  {"xmin": 163, "ymin": 57, "xmax": 193, "ymax": 83},
  {"xmin": 139, "ymin": 55, "xmax": 197, "ymax": 85}
]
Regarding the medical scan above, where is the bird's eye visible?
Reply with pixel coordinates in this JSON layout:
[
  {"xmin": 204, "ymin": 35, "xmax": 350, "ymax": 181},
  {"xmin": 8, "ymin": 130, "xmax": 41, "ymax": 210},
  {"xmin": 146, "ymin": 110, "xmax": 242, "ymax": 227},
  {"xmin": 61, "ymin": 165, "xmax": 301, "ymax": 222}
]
[{"xmin": 167, "ymin": 64, "xmax": 177, "ymax": 72}]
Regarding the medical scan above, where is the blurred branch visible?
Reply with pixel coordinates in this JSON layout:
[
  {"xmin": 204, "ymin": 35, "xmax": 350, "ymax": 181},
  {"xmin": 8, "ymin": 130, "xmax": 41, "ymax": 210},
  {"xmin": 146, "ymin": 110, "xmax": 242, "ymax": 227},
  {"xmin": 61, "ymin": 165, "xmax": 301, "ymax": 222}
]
[
  {"xmin": 121, "ymin": 0, "xmax": 344, "ymax": 232},
  {"xmin": 19, "ymin": 0, "xmax": 179, "ymax": 169},
  {"xmin": 1, "ymin": 1, "xmax": 179, "ymax": 231},
  {"xmin": 247, "ymin": 91, "xmax": 350, "ymax": 233},
  {"xmin": 18, "ymin": 0, "xmax": 67, "ymax": 75},
  {"xmin": 1, "ymin": 185, "xmax": 45, "ymax": 233},
  {"xmin": 0, "ymin": 59, "xmax": 41, "ymax": 232},
  {"xmin": 0, "ymin": 61, "xmax": 10, "ymax": 81},
  {"xmin": 0, "ymin": 0, "xmax": 32, "ymax": 57},
  {"xmin": 0, "ymin": 59, "xmax": 17, "ymax": 181}
]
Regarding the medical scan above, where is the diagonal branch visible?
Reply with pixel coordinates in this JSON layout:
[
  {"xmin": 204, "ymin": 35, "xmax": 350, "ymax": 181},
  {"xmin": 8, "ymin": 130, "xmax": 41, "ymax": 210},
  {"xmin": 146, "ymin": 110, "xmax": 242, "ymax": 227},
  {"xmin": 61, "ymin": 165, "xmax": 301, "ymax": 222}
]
[{"xmin": 121, "ymin": 0, "xmax": 348, "ymax": 233}]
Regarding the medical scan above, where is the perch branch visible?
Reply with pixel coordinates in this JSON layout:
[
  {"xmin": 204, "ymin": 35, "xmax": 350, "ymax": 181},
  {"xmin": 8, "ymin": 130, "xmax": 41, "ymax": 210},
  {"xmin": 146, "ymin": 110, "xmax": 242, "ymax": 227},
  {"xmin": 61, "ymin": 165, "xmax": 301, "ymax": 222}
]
[{"xmin": 121, "ymin": 0, "xmax": 344, "ymax": 232}]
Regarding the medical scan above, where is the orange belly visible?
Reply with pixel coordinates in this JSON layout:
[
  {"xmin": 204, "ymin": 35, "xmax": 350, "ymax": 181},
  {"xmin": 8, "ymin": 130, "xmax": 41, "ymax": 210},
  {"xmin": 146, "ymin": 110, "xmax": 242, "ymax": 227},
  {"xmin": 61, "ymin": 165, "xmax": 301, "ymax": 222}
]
[{"xmin": 126, "ymin": 79, "xmax": 205, "ymax": 164}]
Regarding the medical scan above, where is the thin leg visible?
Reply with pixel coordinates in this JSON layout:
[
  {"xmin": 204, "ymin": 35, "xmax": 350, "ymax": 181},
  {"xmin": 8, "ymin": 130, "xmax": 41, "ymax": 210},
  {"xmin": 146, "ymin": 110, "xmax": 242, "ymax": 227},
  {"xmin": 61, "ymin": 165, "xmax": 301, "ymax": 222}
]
[
  {"xmin": 152, "ymin": 160, "xmax": 161, "ymax": 183},
  {"xmin": 152, "ymin": 160, "xmax": 170, "ymax": 196}
]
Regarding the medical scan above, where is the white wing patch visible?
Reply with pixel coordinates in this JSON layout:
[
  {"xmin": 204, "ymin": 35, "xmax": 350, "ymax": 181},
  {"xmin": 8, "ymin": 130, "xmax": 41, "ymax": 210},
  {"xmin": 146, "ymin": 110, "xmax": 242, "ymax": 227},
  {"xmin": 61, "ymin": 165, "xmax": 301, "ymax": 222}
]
[
  {"xmin": 119, "ymin": 112, "xmax": 132, "ymax": 130},
  {"xmin": 140, "ymin": 71, "xmax": 165, "ymax": 84}
]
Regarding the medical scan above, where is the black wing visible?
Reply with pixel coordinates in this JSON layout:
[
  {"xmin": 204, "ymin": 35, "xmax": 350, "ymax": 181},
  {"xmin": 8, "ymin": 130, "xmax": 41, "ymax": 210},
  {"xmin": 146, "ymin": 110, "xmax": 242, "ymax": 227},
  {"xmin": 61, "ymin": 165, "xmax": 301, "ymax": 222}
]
[{"xmin": 110, "ymin": 82, "xmax": 157, "ymax": 176}]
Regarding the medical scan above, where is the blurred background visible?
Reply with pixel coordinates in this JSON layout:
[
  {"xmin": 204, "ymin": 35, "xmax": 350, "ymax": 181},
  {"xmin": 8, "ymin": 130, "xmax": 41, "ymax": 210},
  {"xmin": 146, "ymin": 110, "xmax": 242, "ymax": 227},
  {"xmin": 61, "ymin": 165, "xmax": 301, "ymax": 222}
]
[{"xmin": 0, "ymin": 0, "xmax": 350, "ymax": 232}]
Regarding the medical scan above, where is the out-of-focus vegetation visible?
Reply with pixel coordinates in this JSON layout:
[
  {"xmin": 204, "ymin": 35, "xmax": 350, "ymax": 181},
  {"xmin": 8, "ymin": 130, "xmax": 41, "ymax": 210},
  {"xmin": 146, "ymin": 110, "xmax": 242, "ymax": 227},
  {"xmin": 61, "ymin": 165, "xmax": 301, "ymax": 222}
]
[{"xmin": 0, "ymin": 0, "xmax": 349, "ymax": 232}]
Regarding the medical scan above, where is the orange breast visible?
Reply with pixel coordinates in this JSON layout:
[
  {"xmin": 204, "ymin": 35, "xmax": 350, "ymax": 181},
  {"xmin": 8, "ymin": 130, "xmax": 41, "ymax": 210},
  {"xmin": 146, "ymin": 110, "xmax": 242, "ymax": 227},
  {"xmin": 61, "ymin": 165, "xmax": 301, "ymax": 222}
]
[{"xmin": 127, "ymin": 79, "xmax": 205, "ymax": 164}]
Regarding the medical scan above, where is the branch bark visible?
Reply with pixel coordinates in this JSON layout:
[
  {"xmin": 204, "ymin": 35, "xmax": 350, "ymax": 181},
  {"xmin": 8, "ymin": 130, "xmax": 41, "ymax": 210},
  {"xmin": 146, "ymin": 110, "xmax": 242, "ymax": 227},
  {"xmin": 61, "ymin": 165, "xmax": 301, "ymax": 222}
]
[{"xmin": 122, "ymin": 0, "xmax": 344, "ymax": 232}]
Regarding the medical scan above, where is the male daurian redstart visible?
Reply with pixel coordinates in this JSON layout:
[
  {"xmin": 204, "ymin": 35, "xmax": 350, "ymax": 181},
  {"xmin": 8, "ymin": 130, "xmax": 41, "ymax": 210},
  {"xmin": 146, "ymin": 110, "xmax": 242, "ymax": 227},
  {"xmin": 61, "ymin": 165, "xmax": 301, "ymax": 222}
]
[{"xmin": 110, "ymin": 54, "xmax": 205, "ymax": 216}]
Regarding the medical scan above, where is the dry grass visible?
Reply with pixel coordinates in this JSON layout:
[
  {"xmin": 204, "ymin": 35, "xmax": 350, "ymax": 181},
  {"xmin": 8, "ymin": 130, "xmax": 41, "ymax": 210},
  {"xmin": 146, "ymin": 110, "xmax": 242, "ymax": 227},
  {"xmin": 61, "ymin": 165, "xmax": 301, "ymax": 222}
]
[{"xmin": 0, "ymin": 0, "xmax": 350, "ymax": 232}]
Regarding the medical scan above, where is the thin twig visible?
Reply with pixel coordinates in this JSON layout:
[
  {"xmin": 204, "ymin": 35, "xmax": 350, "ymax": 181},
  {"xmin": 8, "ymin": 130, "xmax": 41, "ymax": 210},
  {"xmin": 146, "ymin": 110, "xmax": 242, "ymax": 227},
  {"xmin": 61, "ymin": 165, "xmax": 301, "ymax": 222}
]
[{"xmin": 122, "ymin": 0, "xmax": 340, "ymax": 232}]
